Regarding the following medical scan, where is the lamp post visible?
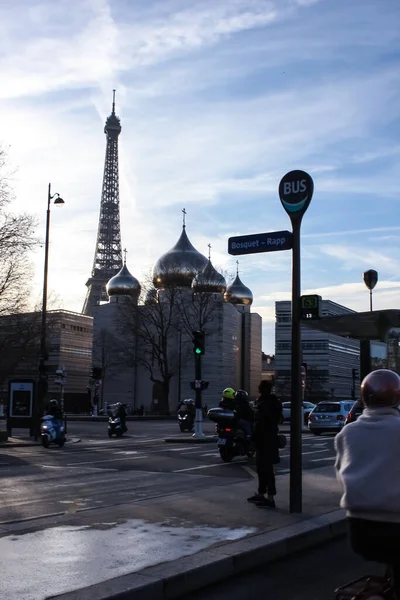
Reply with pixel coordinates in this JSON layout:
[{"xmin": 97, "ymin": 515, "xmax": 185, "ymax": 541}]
[
  {"xmin": 37, "ymin": 183, "xmax": 64, "ymax": 421},
  {"xmin": 363, "ymin": 269, "xmax": 378, "ymax": 312}
]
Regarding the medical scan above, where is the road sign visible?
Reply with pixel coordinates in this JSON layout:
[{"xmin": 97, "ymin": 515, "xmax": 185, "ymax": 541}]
[
  {"xmin": 228, "ymin": 230, "xmax": 293, "ymax": 256},
  {"xmin": 279, "ymin": 170, "xmax": 314, "ymax": 221}
]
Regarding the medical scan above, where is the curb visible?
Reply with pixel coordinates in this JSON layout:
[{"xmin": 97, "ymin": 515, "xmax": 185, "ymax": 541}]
[
  {"xmin": 0, "ymin": 440, "xmax": 39, "ymax": 448},
  {"xmin": 46, "ymin": 510, "xmax": 347, "ymax": 600},
  {"xmin": 165, "ymin": 436, "xmax": 217, "ymax": 444}
]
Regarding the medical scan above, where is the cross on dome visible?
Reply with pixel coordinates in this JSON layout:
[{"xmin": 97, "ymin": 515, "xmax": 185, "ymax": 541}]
[{"xmin": 182, "ymin": 207, "xmax": 187, "ymax": 228}]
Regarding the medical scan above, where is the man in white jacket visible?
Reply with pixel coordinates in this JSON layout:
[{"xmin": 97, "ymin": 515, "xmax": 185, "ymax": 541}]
[{"xmin": 335, "ymin": 369, "xmax": 400, "ymax": 598}]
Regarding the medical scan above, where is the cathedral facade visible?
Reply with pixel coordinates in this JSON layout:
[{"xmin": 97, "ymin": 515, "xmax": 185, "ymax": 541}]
[{"xmin": 91, "ymin": 223, "xmax": 262, "ymax": 413}]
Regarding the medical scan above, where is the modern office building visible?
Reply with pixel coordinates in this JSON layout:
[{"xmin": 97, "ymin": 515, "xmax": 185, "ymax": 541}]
[{"xmin": 275, "ymin": 300, "xmax": 360, "ymax": 401}]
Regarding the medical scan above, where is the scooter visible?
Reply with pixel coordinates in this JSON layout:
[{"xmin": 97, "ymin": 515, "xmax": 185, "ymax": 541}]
[
  {"xmin": 208, "ymin": 408, "xmax": 255, "ymax": 463},
  {"xmin": 108, "ymin": 416, "xmax": 127, "ymax": 437},
  {"xmin": 40, "ymin": 415, "xmax": 66, "ymax": 448},
  {"xmin": 177, "ymin": 411, "xmax": 194, "ymax": 432}
]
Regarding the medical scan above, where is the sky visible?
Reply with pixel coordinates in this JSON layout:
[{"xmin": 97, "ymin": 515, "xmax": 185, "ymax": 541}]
[{"xmin": 0, "ymin": 0, "xmax": 399, "ymax": 354}]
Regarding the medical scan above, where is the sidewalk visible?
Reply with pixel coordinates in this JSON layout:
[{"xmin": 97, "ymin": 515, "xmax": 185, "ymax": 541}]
[{"xmin": 0, "ymin": 465, "xmax": 344, "ymax": 600}]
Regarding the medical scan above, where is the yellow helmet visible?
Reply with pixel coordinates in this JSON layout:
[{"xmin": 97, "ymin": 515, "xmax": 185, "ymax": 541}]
[{"xmin": 222, "ymin": 388, "xmax": 235, "ymax": 400}]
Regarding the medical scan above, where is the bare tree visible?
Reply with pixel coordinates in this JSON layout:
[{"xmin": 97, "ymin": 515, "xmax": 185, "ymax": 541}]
[
  {"xmin": 114, "ymin": 264, "xmax": 225, "ymax": 414},
  {"xmin": 0, "ymin": 147, "xmax": 38, "ymax": 315}
]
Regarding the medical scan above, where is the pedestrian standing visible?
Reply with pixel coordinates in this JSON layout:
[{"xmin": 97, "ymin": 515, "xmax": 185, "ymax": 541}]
[{"xmin": 247, "ymin": 380, "xmax": 282, "ymax": 509}]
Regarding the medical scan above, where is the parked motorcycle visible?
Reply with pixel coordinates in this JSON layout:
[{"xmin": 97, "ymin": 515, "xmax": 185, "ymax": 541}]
[
  {"xmin": 40, "ymin": 415, "xmax": 65, "ymax": 448},
  {"xmin": 108, "ymin": 416, "xmax": 127, "ymax": 437},
  {"xmin": 208, "ymin": 407, "xmax": 255, "ymax": 463}
]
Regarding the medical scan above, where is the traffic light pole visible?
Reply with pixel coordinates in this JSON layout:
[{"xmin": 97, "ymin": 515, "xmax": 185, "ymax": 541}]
[{"xmin": 193, "ymin": 353, "xmax": 205, "ymax": 438}]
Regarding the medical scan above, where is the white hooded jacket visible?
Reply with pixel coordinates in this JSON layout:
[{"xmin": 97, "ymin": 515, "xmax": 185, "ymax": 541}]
[{"xmin": 334, "ymin": 407, "xmax": 400, "ymax": 523}]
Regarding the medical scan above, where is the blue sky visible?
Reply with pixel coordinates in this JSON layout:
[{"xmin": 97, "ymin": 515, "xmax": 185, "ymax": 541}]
[{"xmin": 0, "ymin": 0, "xmax": 399, "ymax": 353}]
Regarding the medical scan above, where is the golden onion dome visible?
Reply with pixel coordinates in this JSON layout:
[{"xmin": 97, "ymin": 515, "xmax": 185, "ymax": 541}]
[
  {"xmin": 153, "ymin": 226, "xmax": 208, "ymax": 289},
  {"xmin": 106, "ymin": 263, "xmax": 141, "ymax": 299},
  {"xmin": 192, "ymin": 260, "xmax": 226, "ymax": 294},
  {"xmin": 224, "ymin": 274, "xmax": 253, "ymax": 306}
]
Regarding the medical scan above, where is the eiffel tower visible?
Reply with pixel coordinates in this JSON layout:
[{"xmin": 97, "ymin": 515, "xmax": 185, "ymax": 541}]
[{"xmin": 83, "ymin": 90, "xmax": 123, "ymax": 315}]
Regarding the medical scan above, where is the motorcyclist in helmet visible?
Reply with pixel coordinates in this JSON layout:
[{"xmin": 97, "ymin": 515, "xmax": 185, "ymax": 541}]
[
  {"xmin": 219, "ymin": 388, "xmax": 236, "ymax": 411},
  {"xmin": 234, "ymin": 390, "xmax": 254, "ymax": 438},
  {"xmin": 177, "ymin": 398, "xmax": 195, "ymax": 419},
  {"xmin": 46, "ymin": 399, "xmax": 63, "ymax": 419},
  {"xmin": 335, "ymin": 369, "xmax": 400, "ymax": 598}
]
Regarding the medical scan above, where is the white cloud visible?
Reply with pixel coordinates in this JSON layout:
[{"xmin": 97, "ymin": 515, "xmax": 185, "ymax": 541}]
[{"xmin": 0, "ymin": 0, "xmax": 399, "ymax": 357}]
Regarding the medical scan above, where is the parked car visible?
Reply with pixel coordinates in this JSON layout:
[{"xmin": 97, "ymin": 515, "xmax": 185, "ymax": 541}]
[
  {"xmin": 345, "ymin": 400, "xmax": 363, "ymax": 425},
  {"xmin": 282, "ymin": 401, "xmax": 316, "ymax": 425},
  {"xmin": 308, "ymin": 400, "xmax": 355, "ymax": 435}
]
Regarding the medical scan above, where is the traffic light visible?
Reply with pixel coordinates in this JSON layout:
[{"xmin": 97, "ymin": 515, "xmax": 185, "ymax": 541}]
[
  {"xmin": 300, "ymin": 295, "xmax": 322, "ymax": 320},
  {"xmin": 192, "ymin": 331, "xmax": 205, "ymax": 355}
]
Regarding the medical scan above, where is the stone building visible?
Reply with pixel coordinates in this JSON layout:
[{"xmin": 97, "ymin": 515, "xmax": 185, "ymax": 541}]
[{"xmin": 92, "ymin": 223, "xmax": 262, "ymax": 413}]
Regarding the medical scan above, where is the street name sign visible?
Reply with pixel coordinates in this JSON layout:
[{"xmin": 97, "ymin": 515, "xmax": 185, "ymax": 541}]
[{"xmin": 228, "ymin": 230, "xmax": 293, "ymax": 256}]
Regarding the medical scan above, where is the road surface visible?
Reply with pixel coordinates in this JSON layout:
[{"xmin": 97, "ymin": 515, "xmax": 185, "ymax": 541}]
[{"xmin": 0, "ymin": 420, "xmax": 338, "ymax": 525}]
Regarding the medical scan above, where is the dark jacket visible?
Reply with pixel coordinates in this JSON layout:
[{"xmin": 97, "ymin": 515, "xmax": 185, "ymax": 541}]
[
  {"xmin": 235, "ymin": 397, "xmax": 254, "ymax": 422},
  {"xmin": 253, "ymin": 393, "xmax": 282, "ymax": 464}
]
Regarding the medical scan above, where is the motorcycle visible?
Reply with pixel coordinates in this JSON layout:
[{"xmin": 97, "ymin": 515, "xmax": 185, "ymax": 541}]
[
  {"xmin": 108, "ymin": 416, "xmax": 127, "ymax": 437},
  {"xmin": 41, "ymin": 415, "xmax": 65, "ymax": 448},
  {"xmin": 177, "ymin": 411, "xmax": 194, "ymax": 432},
  {"xmin": 208, "ymin": 407, "xmax": 255, "ymax": 463}
]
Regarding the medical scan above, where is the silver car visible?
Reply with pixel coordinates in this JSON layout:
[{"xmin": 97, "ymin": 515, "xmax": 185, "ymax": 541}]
[{"xmin": 308, "ymin": 400, "xmax": 355, "ymax": 435}]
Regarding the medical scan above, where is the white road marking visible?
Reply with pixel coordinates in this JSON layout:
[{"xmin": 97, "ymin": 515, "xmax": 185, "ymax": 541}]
[
  {"xmin": 67, "ymin": 455, "xmax": 147, "ymax": 466},
  {"xmin": 174, "ymin": 460, "xmax": 247, "ymax": 473},
  {"xmin": 280, "ymin": 448, "xmax": 330, "ymax": 459},
  {"xmin": 51, "ymin": 477, "xmax": 119, "ymax": 489},
  {"xmin": 242, "ymin": 465, "xmax": 257, "ymax": 479},
  {"xmin": 310, "ymin": 456, "xmax": 336, "ymax": 463}
]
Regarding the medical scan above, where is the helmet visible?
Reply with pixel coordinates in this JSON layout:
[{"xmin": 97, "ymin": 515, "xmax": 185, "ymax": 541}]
[
  {"xmin": 183, "ymin": 398, "xmax": 194, "ymax": 405},
  {"xmin": 222, "ymin": 388, "xmax": 235, "ymax": 400},
  {"xmin": 361, "ymin": 369, "xmax": 400, "ymax": 409},
  {"xmin": 50, "ymin": 399, "xmax": 58, "ymax": 408},
  {"xmin": 235, "ymin": 390, "xmax": 248, "ymax": 402}
]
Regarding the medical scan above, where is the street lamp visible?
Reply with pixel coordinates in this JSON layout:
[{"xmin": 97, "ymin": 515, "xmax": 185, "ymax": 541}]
[
  {"xmin": 38, "ymin": 183, "xmax": 65, "ymax": 418},
  {"xmin": 363, "ymin": 269, "xmax": 378, "ymax": 312}
]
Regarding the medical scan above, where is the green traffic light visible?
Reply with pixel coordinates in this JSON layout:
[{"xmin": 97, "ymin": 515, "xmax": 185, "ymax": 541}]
[{"xmin": 195, "ymin": 348, "xmax": 202, "ymax": 354}]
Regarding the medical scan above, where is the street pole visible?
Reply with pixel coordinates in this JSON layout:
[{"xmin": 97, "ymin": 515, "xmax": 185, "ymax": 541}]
[
  {"xmin": 370, "ymin": 289, "xmax": 373, "ymax": 312},
  {"xmin": 38, "ymin": 185, "xmax": 52, "ymax": 416},
  {"xmin": 193, "ymin": 353, "xmax": 204, "ymax": 438},
  {"xmin": 178, "ymin": 329, "xmax": 182, "ymax": 407},
  {"xmin": 37, "ymin": 184, "xmax": 64, "ymax": 434},
  {"xmin": 290, "ymin": 221, "xmax": 302, "ymax": 512},
  {"xmin": 279, "ymin": 170, "xmax": 314, "ymax": 515}
]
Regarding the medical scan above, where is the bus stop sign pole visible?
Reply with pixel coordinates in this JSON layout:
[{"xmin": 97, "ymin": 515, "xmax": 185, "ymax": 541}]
[{"xmin": 279, "ymin": 170, "xmax": 314, "ymax": 513}]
